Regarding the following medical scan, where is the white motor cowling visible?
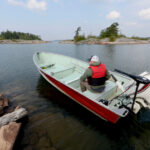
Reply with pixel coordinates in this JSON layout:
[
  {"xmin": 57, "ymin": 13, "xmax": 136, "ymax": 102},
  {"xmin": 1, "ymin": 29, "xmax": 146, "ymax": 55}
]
[{"xmin": 133, "ymin": 97, "xmax": 150, "ymax": 114}]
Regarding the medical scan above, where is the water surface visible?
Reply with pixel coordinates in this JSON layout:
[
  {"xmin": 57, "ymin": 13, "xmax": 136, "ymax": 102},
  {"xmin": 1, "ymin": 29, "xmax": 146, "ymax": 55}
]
[{"xmin": 0, "ymin": 42, "xmax": 150, "ymax": 150}]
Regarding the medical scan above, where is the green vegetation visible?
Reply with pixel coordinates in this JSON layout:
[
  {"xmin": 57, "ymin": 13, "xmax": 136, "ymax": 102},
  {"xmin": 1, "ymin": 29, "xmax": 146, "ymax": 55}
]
[
  {"xmin": 73, "ymin": 22, "xmax": 148, "ymax": 42},
  {"xmin": 74, "ymin": 27, "xmax": 86, "ymax": 42},
  {"xmin": 99, "ymin": 22, "xmax": 126, "ymax": 41},
  {"xmin": 74, "ymin": 23, "xmax": 126, "ymax": 42},
  {"xmin": 87, "ymin": 35, "xmax": 97, "ymax": 39},
  {"xmin": 131, "ymin": 36, "xmax": 149, "ymax": 40},
  {"xmin": 99, "ymin": 22, "xmax": 119, "ymax": 38},
  {"xmin": 0, "ymin": 30, "xmax": 41, "ymax": 40}
]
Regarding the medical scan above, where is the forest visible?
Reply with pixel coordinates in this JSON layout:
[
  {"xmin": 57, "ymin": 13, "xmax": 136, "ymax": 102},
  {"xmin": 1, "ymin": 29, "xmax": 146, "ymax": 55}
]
[{"xmin": 0, "ymin": 30, "xmax": 41, "ymax": 40}]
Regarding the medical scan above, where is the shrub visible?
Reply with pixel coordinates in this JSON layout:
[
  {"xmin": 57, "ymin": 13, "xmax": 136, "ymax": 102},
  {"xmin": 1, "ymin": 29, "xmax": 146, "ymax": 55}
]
[
  {"xmin": 109, "ymin": 36, "xmax": 116, "ymax": 42},
  {"xmin": 87, "ymin": 35, "xmax": 97, "ymax": 39},
  {"xmin": 74, "ymin": 35, "xmax": 86, "ymax": 42}
]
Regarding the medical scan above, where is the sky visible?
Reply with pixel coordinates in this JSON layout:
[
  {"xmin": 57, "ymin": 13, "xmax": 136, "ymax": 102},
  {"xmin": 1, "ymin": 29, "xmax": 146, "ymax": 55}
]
[{"xmin": 1, "ymin": 0, "xmax": 150, "ymax": 40}]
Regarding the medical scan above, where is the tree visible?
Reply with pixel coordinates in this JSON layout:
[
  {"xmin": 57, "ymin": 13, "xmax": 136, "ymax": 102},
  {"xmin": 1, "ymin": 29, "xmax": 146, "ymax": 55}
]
[
  {"xmin": 75, "ymin": 27, "xmax": 81, "ymax": 37},
  {"xmin": 99, "ymin": 22, "xmax": 119, "ymax": 40},
  {"xmin": 74, "ymin": 27, "xmax": 85, "ymax": 42}
]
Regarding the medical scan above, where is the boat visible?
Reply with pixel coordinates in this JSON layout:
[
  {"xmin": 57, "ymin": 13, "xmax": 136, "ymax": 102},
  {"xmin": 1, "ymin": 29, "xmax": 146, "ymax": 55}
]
[{"xmin": 33, "ymin": 52, "xmax": 150, "ymax": 123}]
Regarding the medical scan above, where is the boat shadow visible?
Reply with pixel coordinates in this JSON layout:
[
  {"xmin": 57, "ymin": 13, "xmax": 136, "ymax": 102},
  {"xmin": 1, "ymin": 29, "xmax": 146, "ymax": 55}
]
[{"xmin": 36, "ymin": 76, "xmax": 149, "ymax": 139}]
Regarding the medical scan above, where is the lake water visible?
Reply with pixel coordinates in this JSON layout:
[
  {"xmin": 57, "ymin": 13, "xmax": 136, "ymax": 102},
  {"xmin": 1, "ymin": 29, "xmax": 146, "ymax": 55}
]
[{"xmin": 0, "ymin": 42, "xmax": 150, "ymax": 150}]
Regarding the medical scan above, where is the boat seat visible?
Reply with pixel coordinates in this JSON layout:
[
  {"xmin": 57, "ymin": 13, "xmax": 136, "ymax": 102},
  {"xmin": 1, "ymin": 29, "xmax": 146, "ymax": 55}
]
[
  {"xmin": 59, "ymin": 72, "xmax": 81, "ymax": 84},
  {"xmin": 51, "ymin": 66, "xmax": 75, "ymax": 75},
  {"xmin": 83, "ymin": 80, "xmax": 117, "ymax": 101},
  {"xmin": 42, "ymin": 65, "xmax": 75, "ymax": 75}
]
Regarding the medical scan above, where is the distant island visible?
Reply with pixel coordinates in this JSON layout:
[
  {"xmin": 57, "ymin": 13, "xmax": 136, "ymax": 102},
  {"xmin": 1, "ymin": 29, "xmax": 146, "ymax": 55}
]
[
  {"xmin": 0, "ymin": 30, "xmax": 49, "ymax": 44},
  {"xmin": 61, "ymin": 22, "xmax": 150, "ymax": 45}
]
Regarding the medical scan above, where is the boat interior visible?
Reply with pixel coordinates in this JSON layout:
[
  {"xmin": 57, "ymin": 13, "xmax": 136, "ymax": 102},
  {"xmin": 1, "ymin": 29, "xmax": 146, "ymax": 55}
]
[
  {"xmin": 34, "ymin": 52, "xmax": 136, "ymax": 118},
  {"xmin": 35, "ymin": 52, "xmax": 124, "ymax": 103},
  {"xmin": 34, "ymin": 52, "xmax": 150, "ymax": 116}
]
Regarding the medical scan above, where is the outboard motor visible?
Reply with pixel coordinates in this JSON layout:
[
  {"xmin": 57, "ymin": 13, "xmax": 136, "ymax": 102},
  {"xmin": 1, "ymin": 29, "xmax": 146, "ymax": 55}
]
[{"xmin": 115, "ymin": 69, "xmax": 150, "ymax": 114}]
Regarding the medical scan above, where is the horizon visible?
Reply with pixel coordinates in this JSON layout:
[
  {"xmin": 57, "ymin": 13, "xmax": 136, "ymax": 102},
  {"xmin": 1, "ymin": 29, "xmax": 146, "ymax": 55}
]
[{"xmin": 1, "ymin": 0, "xmax": 150, "ymax": 40}]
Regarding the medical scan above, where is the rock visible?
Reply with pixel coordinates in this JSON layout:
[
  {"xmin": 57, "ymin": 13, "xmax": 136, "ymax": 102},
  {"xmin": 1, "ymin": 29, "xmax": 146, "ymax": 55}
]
[
  {"xmin": 61, "ymin": 38, "xmax": 150, "ymax": 45},
  {"xmin": 0, "ymin": 96, "xmax": 9, "ymax": 108},
  {"xmin": 3, "ymin": 98, "xmax": 9, "ymax": 107},
  {"xmin": 0, "ymin": 122, "xmax": 21, "ymax": 150},
  {"xmin": 5, "ymin": 109, "xmax": 12, "ymax": 114},
  {"xmin": 0, "ymin": 107, "xmax": 28, "ymax": 127},
  {"xmin": 0, "ymin": 99, "xmax": 3, "ymax": 106},
  {"xmin": 14, "ymin": 106, "xmax": 21, "ymax": 111},
  {"xmin": 0, "ymin": 107, "xmax": 4, "ymax": 116},
  {"xmin": 23, "ymin": 146, "xmax": 32, "ymax": 150},
  {"xmin": 0, "ymin": 40, "xmax": 49, "ymax": 44},
  {"xmin": 30, "ymin": 133, "xmax": 39, "ymax": 145},
  {"xmin": 50, "ymin": 148, "xmax": 57, "ymax": 150},
  {"xmin": 36, "ymin": 136, "xmax": 51, "ymax": 148}
]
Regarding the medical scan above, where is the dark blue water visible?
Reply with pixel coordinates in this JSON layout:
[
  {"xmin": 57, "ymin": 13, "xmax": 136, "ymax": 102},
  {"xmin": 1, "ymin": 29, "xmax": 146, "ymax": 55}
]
[{"xmin": 0, "ymin": 42, "xmax": 150, "ymax": 150}]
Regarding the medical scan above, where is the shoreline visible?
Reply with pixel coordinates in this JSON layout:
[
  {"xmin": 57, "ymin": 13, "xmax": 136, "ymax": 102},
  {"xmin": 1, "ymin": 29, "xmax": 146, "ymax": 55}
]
[
  {"xmin": 0, "ymin": 40, "xmax": 50, "ymax": 44},
  {"xmin": 60, "ymin": 38, "xmax": 150, "ymax": 45}
]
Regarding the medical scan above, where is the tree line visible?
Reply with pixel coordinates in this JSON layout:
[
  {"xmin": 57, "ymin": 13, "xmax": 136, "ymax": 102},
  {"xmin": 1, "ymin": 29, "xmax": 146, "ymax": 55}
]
[
  {"xmin": 0, "ymin": 30, "xmax": 41, "ymax": 40},
  {"xmin": 74, "ymin": 22, "xmax": 147, "ymax": 42}
]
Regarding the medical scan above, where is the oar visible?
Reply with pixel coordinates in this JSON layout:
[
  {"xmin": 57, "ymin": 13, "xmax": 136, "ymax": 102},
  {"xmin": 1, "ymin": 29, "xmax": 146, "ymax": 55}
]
[{"xmin": 111, "ymin": 74, "xmax": 125, "ymax": 92}]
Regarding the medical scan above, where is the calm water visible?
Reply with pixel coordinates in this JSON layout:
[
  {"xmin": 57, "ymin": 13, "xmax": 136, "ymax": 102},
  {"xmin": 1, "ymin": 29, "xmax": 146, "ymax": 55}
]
[{"xmin": 0, "ymin": 42, "xmax": 150, "ymax": 150}]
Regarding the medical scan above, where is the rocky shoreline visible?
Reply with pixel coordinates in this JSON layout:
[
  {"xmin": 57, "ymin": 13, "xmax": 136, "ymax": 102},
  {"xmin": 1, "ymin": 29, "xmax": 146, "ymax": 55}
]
[
  {"xmin": 0, "ymin": 93, "xmax": 28, "ymax": 150},
  {"xmin": 0, "ymin": 40, "xmax": 50, "ymax": 44},
  {"xmin": 60, "ymin": 38, "xmax": 150, "ymax": 45}
]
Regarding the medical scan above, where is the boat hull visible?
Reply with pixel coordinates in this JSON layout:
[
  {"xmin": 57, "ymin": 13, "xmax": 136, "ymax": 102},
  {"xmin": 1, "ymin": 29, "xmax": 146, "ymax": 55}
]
[{"xmin": 39, "ymin": 70, "xmax": 120, "ymax": 123}]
